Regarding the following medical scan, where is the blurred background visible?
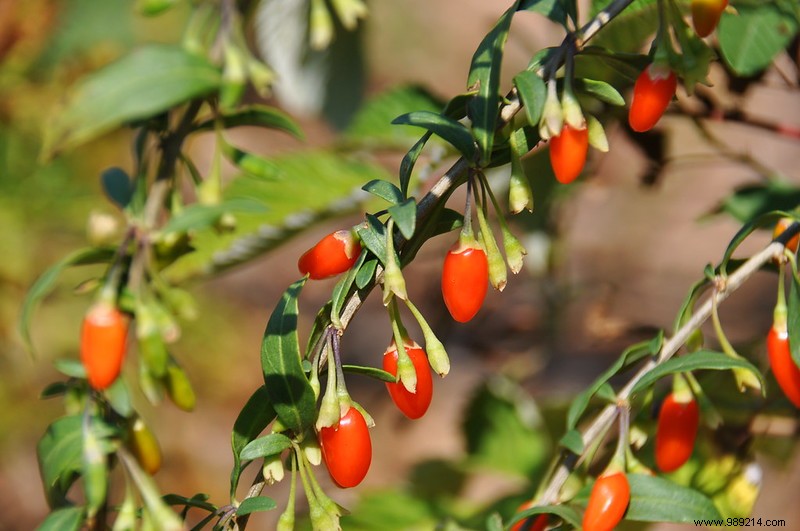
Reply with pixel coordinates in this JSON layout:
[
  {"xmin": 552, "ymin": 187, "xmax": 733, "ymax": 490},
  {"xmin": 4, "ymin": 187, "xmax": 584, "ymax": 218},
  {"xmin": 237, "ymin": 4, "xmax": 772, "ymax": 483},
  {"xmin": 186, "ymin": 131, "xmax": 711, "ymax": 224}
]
[{"xmin": 2, "ymin": 0, "xmax": 800, "ymax": 529}]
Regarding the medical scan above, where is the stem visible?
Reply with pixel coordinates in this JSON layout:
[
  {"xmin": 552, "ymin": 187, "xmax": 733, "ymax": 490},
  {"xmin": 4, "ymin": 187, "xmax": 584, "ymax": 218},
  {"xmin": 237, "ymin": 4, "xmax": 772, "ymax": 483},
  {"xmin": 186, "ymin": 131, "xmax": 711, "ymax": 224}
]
[{"xmin": 537, "ymin": 240, "xmax": 786, "ymax": 505}]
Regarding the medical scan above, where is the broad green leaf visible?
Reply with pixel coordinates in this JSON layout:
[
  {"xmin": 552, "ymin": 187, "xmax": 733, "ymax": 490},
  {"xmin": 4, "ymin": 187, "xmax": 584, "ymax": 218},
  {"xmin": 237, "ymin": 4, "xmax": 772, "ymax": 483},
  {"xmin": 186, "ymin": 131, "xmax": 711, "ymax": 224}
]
[
  {"xmin": 344, "ymin": 85, "xmax": 443, "ymax": 148},
  {"xmin": 101, "ymin": 167, "xmax": 133, "ymax": 209},
  {"xmin": 261, "ymin": 279, "xmax": 316, "ymax": 434},
  {"xmin": 392, "ymin": 111, "xmax": 476, "ymax": 160},
  {"xmin": 355, "ymin": 214, "xmax": 389, "ymax": 266},
  {"xmin": 160, "ymin": 199, "xmax": 268, "ymax": 235},
  {"xmin": 719, "ymin": 4, "xmax": 799, "ymax": 77},
  {"xmin": 43, "ymin": 44, "xmax": 220, "ymax": 158},
  {"xmin": 37, "ymin": 506, "xmax": 84, "ymax": 531},
  {"xmin": 193, "ymin": 105, "xmax": 303, "ymax": 139},
  {"xmin": 239, "ymin": 434, "xmax": 292, "ymax": 461},
  {"xmin": 507, "ymin": 505, "xmax": 582, "ymax": 529},
  {"xmin": 575, "ymin": 78, "xmax": 625, "ymax": 106},
  {"xmin": 355, "ymin": 258, "xmax": 378, "ymax": 289},
  {"xmin": 519, "ymin": 0, "xmax": 569, "ymax": 26},
  {"xmin": 388, "ymin": 198, "xmax": 417, "ymax": 239},
  {"xmin": 341, "ymin": 490, "xmax": 437, "ymax": 530},
  {"xmin": 399, "ymin": 132, "xmax": 432, "ymax": 198},
  {"xmin": 566, "ymin": 335, "xmax": 660, "ymax": 430},
  {"xmin": 230, "ymin": 386, "xmax": 276, "ymax": 497},
  {"xmin": 631, "ymin": 350, "xmax": 764, "ymax": 394},
  {"xmin": 467, "ymin": 1, "xmax": 520, "ymax": 164},
  {"xmin": 342, "ymin": 364, "xmax": 397, "ymax": 383},
  {"xmin": 513, "ymin": 70, "xmax": 547, "ymax": 127},
  {"xmin": 626, "ymin": 474, "xmax": 722, "ymax": 522},
  {"xmin": 236, "ymin": 496, "xmax": 278, "ymax": 516},
  {"xmin": 37, "ymin": 415, "xmax": 83, "ymax": 508},
  {"xmin": 20, "ymin": 247, "xmax": 116, "ymax": 353},
  {"xmin": 588, "ymin": 0, "xmax": 658, "ymax": 54},
  {"xmin": 463, "ymin": 377, "xmax": 551, "ymax": 476},
  {"xmin": 708, "ymin": 181, "xmax": 800, "ymax": 223},
  {"xmin": 82, "ymin": 416, "xmax": 109, "ymax": 517},
  {"xmin": 362, "ymin": 179, "xmax": 403, "ymax": 204}
]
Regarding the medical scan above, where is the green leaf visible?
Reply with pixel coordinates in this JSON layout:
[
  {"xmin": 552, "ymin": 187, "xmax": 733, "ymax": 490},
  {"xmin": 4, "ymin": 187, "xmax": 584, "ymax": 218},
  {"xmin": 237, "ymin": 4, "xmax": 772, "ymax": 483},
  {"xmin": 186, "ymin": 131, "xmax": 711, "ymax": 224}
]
[
  {"xmin": 355, "ymin": 259, "xmax": 378, "ymax": 289},
  {"xmin": 626, "ymin": 473, "xmax": 722, "ymax": 522},
  {"xmin": 362, "ymin": 179, "xmax": 404, "ymax": 205},
  {"xmin": 631, "ymin": 350, "xmax": 764, "ymax": 394},
  {"xmin": 331, "ymin": 251, "xmax": 366, "ymax": 329},
  {"xmin": 399, "ymin": 132, "xmax": 432, "ymax": 198},
  {"xmin": 558, "ymin": 429, "xmax": 584, "ymax": 455},
  {"xmin": 588, "ymin": 1, "xmax": 658, "ymax": 54},
  {"xmin": 341, "ymin": 490, "xmax": 437, "ymax": 530},
  {"xmin": 355, "ymin": 214, "xmax": 389, "ymax": 266},
  {"xmin": 221, "ymin": 143, "xmax": 282, "ymax": 181},
  {"xmin": 160, "ymin": 199, "xmax": 268, "ymax": 235},
  {"xmin": 101, "ymin": 167, "xmax": 133, "ymax": 209},
  {"xmin": 566, "ymin": 336, "xmax": 659, "ymax": 429},
  {"xmin": 236, "ymin": 496, "xmax": 278, "ymax": 516},
  {"xmin": 392, "ymin": 111, "xmax": 476, "ymax": 160},
  {"xmin": 261, "ymin": 279, "xmax": 316, "ymax": 434},
  {"xmin": 507, "ymin": 505, "xmax": 582, "ymax": 529},
  {"xmin": 20, "ymin": 247, "xmax": 116, "ymax": 353},
  {"xmin": 709, "ymin": 181, "xmax": 800, "ymax": 224},
  {"xmin": 41, "ymin": 382, "xmax": 69, "ymax": 400},
  {"xmin": 230, "ymin": 386, "xmax": 276, "ymax": 497},
  {"xmin": 37, "ymin": 415, "xmax": 83, "ymax": 508},
  {"xmin": 239, "ymin": 433, "xmax": 292, "ymax": 461},
  {"xmin": 519, "ymin": 0, "xmax": 569, "ymax": 26},
  {"xmin": 36, "ymin": 506, "xmax": 84, "ymax": 531},
  {"xmin": 388, "ymin": 198, "xmax": 417, "ymax": 240},
  {"xmin": 162, "ymin": 493, "xmax": 216, "ymax": 512},
  {"xmin": 193, "ymin": 105, "xmax": 303, "ymax": 139},
  {"xmin": 342, "ymin": 364, "xmax": 397, "ymax": 383},
  {"xmin": 719, "ymin": 3, "xmax": 799, "ymax": 77},
  {"xmin": 467, "ymin": 1, "xmax": 520, "ymax": 164},
  {"xmin": 344, "ymin": 85, "xmax": 443, "ymax": 148},
  {"xmin": 54, "ymin": 359, "xmax": 87, "ymax": 379},
  {"xmin": 787, "ymin": 276, "xmax": 800, "ymax": 368},
  {"xmin": 43, "ymin": 44, "xmax": 221, "ymax": 158},
  {"xmin": 513, "ymin": 70, "xmax": 547, "ymax": 127},
  {"xmin": 575, "ymin": 78, "xmax": 625, "ymax": 106}
]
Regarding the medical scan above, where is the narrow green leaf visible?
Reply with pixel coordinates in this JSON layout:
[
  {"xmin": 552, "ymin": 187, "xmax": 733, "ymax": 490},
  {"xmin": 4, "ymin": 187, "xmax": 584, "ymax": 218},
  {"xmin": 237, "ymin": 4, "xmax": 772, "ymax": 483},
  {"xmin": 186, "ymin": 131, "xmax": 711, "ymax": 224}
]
[
  {"xmin": 392, "ymin": 111, "xmax": 476, "ymax": 161},
  {"xmin": 719, "ymin": 4, "xmax": 799, "ymax": 77},
  {"xmin": 162, "ymin": 493, "xmax": 216, "ymax": 512},
  {"xmin": 37, "ymin": 415, "xmax": 83, "ymax": 508},
  {"xmin": 467, "ymin": 1, "xmax": 520, "ymax": 164},
  {"xmin": 362, "ymin": 179, "xmax": 404, "ymax": 204},
  {"xmin": 355, "ymin": 258, "xmax": 378, "ymax": 289},
  {"xmin": 355, "ymin": 214, "xmax": 389, "ymax": 265},
  {"xmin": 787, "ymin": 276, "xmax": 800, "ymax": 368},
  {"xmin": 40, "ymin": 382, "xmax": 69, "ymax": 400},
  {"xmin": 193, "ymin": 105, "xmax": 303, "ymax": 139},
  {"xmin": 160, "ymin": 199, "xmax": 268, "ymax": 235},
  {"xmin": 388, "ymin": 198, "xmax": 417, "ymax": 240},
  {"xmin": 20, "ymin": 247, "xmax": 116, "ymax": 353},
  {"xmin": 239, "ymin": 434, "xmax": 292, "ymax": 461},
  {"xmin": 507, "ymin": 505, "xmax": 582, "ymax": 530},
  {"xmin": 101, "ymin": 167, "xmax": 134, "ymax": 209},
  {"xmin": 559, "ymin": 429, "xmax": 584, "ymax": 455},
  {"xmin": 261, "ymin": 279, "xmax": 316, "ymax": 434},
  {"xmin": 519, "ymin": 0, "xmax": 569, "ymax": 26},
  {"xmin": 626, "ymin": 474, "xmax": 722, "ymax": 522},
  {"xmin": 43, "ymin": 44, "xmax": 221, "ymax": 158},
  {"xmin": 236, "ymin": 496, "xmax": 278, "ymax": 516},
  {"xmin": 399, "ymin": 132, "xmax": 432, "ymax": 198},
  {"xmin": 82, "ymin": 416, "xmax": 109, "ymax": 517},
  {"xmin": 222, "ymin": 144, "xmax": 282, "ymax": 180},
  {"xmin": 513, "ymin": 70, "xmax": 547, "ymax": 127},
  {"xmin": 574, "ymin": 78, "xmax": 625, "ymax": 106},
  {"xmin": 342, "ymin": 364, "xmax": 397, "ymax": 383},
  {"xmin": 566, "ymin": 338, "xmax": 656, "ymax": 429},
  {"xmin": 230, "ymin": 386, "xmax": 276, "ymax": 497},
  {"xmin": 631, "ymin": 350, "xmax": 764, "ymax": 394},
  {"xmin": 54, "ymin": 359, "xmax": 87, "ymax": 379},
  {"xmin": 36, "ymin": 506, "xmax": 84, "ymax": 531},
  {"xmin": 331, "ymin": 251, "xmax": 367, "ymax": 328}
]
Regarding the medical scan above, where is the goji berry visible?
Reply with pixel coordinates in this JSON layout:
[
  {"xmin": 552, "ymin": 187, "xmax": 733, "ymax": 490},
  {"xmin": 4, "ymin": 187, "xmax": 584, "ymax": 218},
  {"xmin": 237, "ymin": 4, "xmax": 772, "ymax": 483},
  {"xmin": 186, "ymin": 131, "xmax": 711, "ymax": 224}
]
[
  {"xmin": 549, "ymin": 124, "xmax": 588, "ymax": 184},
  {"xmin": 691, "ymin": 0, "xmax": 728, "ymax": 38},
  {"xmin": 319, "ymin": 406, "xmax": 372, "ymax": 488},
  {"xmin": 655, "ymin": 393, "xmax": 699, "ymax": 472},
  {"xmin": 298, "ymin": 230, "xmax": 360, "ymax": 280},
  {"xmin": 582, "ymin": 471, "xmax": 630, "ymax": 531},
  {"xmin": 629, "ymin": 65, "xmax": 677, "ymax": 133},
  {"xmin": 80, "ymin": 302, "xmax": 129, "ymax": 390},
  {"xmin": 441, "ymin": 239, "xmax": 488, "ymax": 322},
  {"xmin": 767, "ymin": 324, "xmax": 800, "ymax": 408},
  {"xmin": 383, "ymin": 340, "xmax": 433, "ymax": 419}
]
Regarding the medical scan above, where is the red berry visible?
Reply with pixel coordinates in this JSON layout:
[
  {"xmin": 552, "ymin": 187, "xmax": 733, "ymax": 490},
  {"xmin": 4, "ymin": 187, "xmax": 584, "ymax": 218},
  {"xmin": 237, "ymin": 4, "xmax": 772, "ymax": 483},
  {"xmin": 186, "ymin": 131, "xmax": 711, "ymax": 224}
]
[
  {"xmin": 773, "ymin": 218, "xmax": 799, "ymax": 254},
  {"xmin": 655, "ymin": 393, "xmax": 699, "ymax": 472},
  {"xmin": 582, "ymin": 471, "xmax": 630, "ymax": 531},
  {"xmin": 691, "ymin": 0, "xmax": 728, "ymax": 38},
  {"xmin": 767, "ymin": 325, "xmax": 800, "ymax": 408},
  {"xmin": 298, "ymin": 230, "xmax": 360, "ymax": 280},
  {"xmin": 80, "ymin": 302, "xmax": 129, "ymax": 390},
  {"xmin": 629, "ymin": 66, "xmax": 677, "ymax": 133},
  {"xmin": 510, "ymin": 502, "xmax": 548, "ymax": 531},
  {"xmin": 319, "ymin": 406, "xmax": 372, "ymax": 488},
  {"xmin": 441, "ymin": 240, "xmax": 488, "ymax": 322},
  {"xmin": 549, "ymin": 124, "xmax": 588, "ymax": 184},
  {"xmin": 383, "ymin": 340, "xmax": 433, "ymax": 419}
]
